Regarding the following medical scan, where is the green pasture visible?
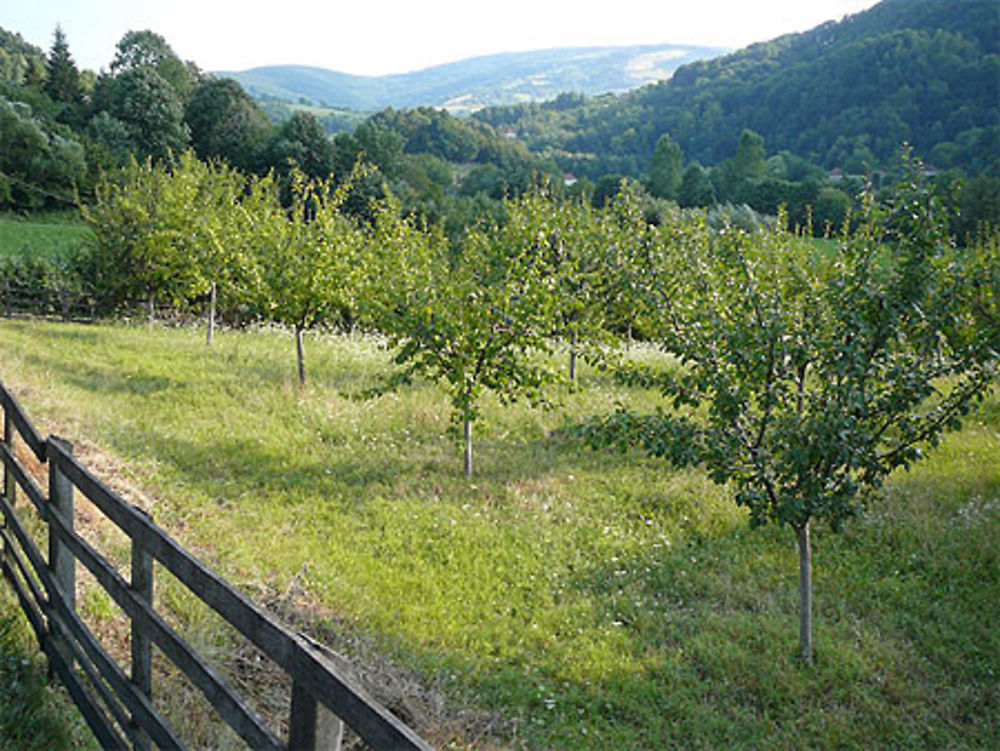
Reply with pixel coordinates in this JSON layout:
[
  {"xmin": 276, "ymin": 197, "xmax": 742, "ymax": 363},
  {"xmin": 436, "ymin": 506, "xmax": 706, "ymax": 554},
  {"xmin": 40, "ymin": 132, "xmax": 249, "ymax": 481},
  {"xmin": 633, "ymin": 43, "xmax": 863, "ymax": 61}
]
[
  {"xmin": 0, "ymin": 214, "xmax": 93, "ymax": 262},
  {"xmin": 0, "ymin": 319, "xmax": 997, "ymax": 749}
]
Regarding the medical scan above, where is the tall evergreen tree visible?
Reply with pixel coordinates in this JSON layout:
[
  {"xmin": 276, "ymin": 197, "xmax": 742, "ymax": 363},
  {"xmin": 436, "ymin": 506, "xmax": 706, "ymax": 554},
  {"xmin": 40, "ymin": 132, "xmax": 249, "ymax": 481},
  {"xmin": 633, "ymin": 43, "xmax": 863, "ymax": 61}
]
[{"xmin": 44, "ymin": 25, "xmax": 80, "ymax": 105}]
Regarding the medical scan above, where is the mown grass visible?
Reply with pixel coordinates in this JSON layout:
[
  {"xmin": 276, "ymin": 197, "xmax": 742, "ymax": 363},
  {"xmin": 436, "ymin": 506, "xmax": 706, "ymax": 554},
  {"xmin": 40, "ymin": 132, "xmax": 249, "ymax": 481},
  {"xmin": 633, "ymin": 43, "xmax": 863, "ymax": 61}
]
[
  {"xmin": 0, "ymin": 318, "xmax": 997, "ymax": 749},
  {"xmin": 0, "ymin": 213, "xmax": 93, "ymax": 261}
]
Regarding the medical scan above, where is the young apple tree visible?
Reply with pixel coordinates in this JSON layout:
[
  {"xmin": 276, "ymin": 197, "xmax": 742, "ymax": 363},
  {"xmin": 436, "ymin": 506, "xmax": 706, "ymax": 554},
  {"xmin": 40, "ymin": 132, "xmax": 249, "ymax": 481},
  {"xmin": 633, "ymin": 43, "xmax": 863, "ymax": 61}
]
[
  {"xmin": 252, "ymin": 168, "xmax": 367, "ymax": 385},
  {"xmin": 368, "ymin": 193, "xmax": 566, "ymax": 477},
  {"xmin": 84, "ymin": 155, "xmax": 205, "ymax": 319},
  {"xmin": 506, "ymin": 185, "xmax": 610, "ymax": 381},
  {"xmin": 583, "ymin": 158, "xmax": 999, "ymax": 663}
]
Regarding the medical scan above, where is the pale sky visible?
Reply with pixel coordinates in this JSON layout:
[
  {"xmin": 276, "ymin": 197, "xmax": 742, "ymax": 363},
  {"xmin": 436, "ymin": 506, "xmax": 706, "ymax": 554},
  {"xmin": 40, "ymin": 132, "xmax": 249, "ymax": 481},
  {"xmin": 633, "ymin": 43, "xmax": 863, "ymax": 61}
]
[{"xmin": 5, "ymin": 0, "xmax": 881, "ymax": 76}]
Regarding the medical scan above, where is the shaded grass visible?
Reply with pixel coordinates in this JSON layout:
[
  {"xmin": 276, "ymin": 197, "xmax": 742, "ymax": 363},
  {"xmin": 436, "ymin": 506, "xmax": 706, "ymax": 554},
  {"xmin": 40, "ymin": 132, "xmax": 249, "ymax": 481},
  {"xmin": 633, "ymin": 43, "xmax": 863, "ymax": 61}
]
[
  {"xmin": 0, "ymin": 586, "xmax": 96, "ymax": 749},
  {"xmin": 0, "ymin": 318, "xmax": 998, "ymax": 749}
]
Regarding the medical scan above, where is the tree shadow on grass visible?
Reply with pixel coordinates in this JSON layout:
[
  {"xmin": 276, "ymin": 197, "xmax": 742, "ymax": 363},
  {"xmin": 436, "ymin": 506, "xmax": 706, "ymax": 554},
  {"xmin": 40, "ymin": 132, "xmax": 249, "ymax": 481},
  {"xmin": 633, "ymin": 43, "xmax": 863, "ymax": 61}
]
[
  {"xmin": 101, "ymin": 426, "xmax": 413, "ymax": 511},
  {"xmin": 21, "ymin": 350, "xmax": 175, "ymax": 396},
  {"xmin": 9, "ymin": 321, "xmax": 102, "ymax": 346}
]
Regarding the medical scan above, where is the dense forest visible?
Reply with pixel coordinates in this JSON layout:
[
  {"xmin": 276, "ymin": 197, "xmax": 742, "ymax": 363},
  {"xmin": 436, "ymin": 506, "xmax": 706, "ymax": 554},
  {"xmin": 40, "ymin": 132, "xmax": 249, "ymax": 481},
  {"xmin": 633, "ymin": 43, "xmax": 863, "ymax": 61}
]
[
  {"xmin": 475, "ymin": 0, "xmax": 999, "ymax": 174},
  {"xmin": 0, "ymin": 0, "xmax": 998, "ymax": 239}
]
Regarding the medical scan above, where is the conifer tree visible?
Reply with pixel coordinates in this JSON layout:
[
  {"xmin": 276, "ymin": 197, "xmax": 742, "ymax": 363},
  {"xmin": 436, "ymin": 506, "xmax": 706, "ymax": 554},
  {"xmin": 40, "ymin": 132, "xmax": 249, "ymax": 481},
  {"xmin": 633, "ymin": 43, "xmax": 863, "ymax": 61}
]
[{"xmin": 44, "ymin": 25, "xmax": 80, "ymax": 105}]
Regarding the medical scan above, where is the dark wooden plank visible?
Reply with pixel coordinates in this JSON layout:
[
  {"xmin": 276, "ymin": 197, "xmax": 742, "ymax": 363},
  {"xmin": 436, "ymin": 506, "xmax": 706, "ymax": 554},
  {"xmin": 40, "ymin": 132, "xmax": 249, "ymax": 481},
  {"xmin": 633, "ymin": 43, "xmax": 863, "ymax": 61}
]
[
  {"xmin": 2, "ymin": 492, "xmax": 185, "ymax": 749},
  {"xmin": 131, "ymin": 518, "xmax": 154, "ymax": 697},
  {"xmin": 0, "ymin": 524, "xmax": 47, "ymax": 622},
  {"xmin": 1, "ymin": 500, "xmax": 50, "ymax": 590},
  {"xmin": 289, "ymin": 680, "xmax": 320, "ymax": 751},
  {"xmin": 45, "ymin": 436, "xmax": 75, "ymax": 689},
  {"xmin": 47, "ymin": 440, "xmax": 431, "ymax": 750},
  {"xmin": 45, "ymin": 588, "xmax": 183, "ymax": 750},
  {"xmin": 3, "ymin": 407, "xmax": 14, "ymax": 507},
  {"xmin": 47, "ymin": 437, "xmax": 75, "ymax": 609},
  {"xmin": 0, "ymin": 552, "xmax": 47, "ymax": 646},
  {"xmin": 43, "ymin": 501, "xmax": 280, "ymax": 750},
  {"xmin": 48, "ymin": 605, "xmax": 141, "ymax": 749},
  {"xmin": 290, "ymin": 638, "xmax": 431, "ymax": 751},
  {"xmin": 0, "ymin": 441, "xmax": 48, "ymax": 515},
  {"xmin": 131, "ymin": 521, "xmax": 155, "ymax": 751},
  {"xmin": 45, "ymin": 630, "xmax": 127, "ymax": 750},
  {"xmin": 290, "ymin": 680, "xmax": 344, "ymax": 751},
  {"xmin": 0, "ymin": 382, "xmax": 46, "ymax": 461}
]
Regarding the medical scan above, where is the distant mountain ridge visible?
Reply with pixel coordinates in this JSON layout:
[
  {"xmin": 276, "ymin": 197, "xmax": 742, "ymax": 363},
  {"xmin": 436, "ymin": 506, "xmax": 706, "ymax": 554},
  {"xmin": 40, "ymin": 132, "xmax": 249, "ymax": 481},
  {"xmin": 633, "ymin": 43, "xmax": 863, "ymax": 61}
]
[{"xmin": 218, "ymin": 43, "xmax": 729, "ymax": 114}]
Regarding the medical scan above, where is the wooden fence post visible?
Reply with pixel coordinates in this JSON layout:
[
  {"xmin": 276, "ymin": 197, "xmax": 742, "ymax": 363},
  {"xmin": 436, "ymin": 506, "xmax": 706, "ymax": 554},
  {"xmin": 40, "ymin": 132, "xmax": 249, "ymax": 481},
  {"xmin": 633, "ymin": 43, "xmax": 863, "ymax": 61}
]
[
  {"xmin": 59, "ymin": 286, "xmax": 70, "ymax": 322},
  {"xmin": 3, "ymin": 404, "xmax": 13, "ymax": 504},
  {"xmin": 289, "ymin": 681, "xmax": 343, "ymax": 751},
  {"xmin": 2, "ymin": 404, "xmax": 14, "ymax": 566},
  {"xmin": 131, "ymin": 514, "xmax": 154, "ymax": 751},
  {"xmin": 48, "ymin": 437, "xmax": 76, "ymax": 680},
  {"xmin": 48, "ymin": 437, "xmax": 76, "ymax": 608}
]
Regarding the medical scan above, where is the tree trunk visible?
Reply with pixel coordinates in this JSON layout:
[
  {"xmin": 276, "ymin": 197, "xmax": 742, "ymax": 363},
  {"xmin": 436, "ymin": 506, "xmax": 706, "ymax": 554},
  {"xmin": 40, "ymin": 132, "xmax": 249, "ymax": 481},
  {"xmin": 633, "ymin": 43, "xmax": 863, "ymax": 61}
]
[
  {"xmin": 463, "ymin": 419, "xmax": 472, "ymax": 479},
  {"xmin": 295, "ymin": 326, "xmax": 306, "ymax": 386},
  {"xmin": 206, "ymin": 281, "xmax": 216, "ymax": 347},
  {"xmin": 147, "ymin": 292, "xmax": 155, "ymax": 328},
  {"xmin": 797, "ymin": 521, "xmax": 813, "ymax": 664}
]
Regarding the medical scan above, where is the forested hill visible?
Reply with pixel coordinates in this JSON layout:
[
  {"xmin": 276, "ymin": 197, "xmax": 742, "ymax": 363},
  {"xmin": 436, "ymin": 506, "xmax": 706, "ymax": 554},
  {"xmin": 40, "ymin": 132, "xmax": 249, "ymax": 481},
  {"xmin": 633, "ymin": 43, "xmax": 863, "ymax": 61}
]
[
  {"xmin": 474, "ymin": 0, "xmax": 1000, "ymax": 177},
  {"xmin": 219, "ymin": 43, "xmax": 727, "ymax": 114}
]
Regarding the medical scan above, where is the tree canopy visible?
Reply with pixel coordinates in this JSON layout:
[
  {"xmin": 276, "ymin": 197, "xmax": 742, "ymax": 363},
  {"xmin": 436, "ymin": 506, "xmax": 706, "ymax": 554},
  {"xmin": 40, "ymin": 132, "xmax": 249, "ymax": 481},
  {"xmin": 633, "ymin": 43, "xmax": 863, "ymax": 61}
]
[{"xmin": 582, "ymin": 156, "xmax": 1000, "ymax": 661}]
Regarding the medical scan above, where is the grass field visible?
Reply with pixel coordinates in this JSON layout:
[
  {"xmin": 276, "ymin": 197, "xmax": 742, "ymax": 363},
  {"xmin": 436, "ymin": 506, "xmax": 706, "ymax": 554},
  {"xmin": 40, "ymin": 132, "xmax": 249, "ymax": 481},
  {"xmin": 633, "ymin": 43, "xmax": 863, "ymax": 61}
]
[
  {"xmin": 0, "ymin": 213, "xmax": 93, "ymax": 262},
  {"xmin": 0, "ymin": 318, "xmax": 998, "ymax": 749}
]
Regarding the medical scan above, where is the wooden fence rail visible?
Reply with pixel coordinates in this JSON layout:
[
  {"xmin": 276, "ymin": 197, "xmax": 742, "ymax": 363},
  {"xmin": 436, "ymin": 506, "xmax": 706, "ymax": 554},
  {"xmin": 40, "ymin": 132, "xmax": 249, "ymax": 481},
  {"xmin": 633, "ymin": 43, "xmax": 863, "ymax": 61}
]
[
  {"xmin": 0, "ymin": 379, "xmax": 432, "ymax": 751},
  {"xmin": 1, "ymin": 280, "xmax": 100, "ymax": 322}
]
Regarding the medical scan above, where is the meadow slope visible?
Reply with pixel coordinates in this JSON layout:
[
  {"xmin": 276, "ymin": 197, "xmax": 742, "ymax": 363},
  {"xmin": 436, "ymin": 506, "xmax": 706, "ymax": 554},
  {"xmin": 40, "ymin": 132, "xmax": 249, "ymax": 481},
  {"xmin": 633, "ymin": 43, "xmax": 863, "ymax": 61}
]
[{"xmin": 0, "ymin": 318, "xmax": 997, "ymax": 749}]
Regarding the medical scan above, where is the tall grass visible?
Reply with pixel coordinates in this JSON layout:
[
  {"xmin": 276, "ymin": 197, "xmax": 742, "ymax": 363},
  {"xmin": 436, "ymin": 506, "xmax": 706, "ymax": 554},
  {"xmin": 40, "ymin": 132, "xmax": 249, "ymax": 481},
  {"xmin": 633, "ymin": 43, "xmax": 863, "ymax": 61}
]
[
  {"xmin": 0, "ymin": 586, "xmax": 96, "ymax": 749},
  {"xmin": 0, "ymin": 318, "xmax": 997, "ymax": 749}
]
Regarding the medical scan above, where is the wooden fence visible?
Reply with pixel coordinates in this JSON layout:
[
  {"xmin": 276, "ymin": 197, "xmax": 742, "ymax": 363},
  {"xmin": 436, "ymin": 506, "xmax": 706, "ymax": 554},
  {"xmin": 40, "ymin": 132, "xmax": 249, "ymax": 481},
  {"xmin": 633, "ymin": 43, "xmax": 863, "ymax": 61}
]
[
  {"xmin": 0, "ymin": 379, "xmax": 432, "ymax": 750},
  {"xmin": 1, "ymin": 280, "xmax": 99, "ymax": 322},
  {"xmin": 0, "ymin": 280, "xmax": 175, "ymax": 325}
]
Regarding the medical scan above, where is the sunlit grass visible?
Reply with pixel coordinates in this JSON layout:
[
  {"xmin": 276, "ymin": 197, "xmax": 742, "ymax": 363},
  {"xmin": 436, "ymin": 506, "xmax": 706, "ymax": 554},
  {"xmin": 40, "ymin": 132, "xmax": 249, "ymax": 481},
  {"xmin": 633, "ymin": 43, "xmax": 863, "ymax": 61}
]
[{"xmin": 1, "ymin": 318, "xmax": 998, "ymax": 749}]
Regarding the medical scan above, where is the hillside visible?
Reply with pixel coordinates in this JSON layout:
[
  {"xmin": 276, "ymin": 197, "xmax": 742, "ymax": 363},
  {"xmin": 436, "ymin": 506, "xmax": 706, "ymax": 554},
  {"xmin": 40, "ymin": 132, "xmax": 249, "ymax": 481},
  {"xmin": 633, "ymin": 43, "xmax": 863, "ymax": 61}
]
[
  {"xmin": 219, "ymin": 43, "xmax": 728, "ymax": 114},
  {"xmin": 473, "ymin": 0, "xmax": 1000, "ymax": 176}
]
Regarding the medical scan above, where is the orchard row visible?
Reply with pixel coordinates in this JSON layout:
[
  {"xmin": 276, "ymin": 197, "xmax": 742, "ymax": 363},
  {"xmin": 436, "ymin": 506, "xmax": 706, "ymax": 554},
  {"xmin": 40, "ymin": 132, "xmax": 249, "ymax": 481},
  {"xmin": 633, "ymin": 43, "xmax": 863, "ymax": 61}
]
[{"xmin": 80, "ymin": 149, "xmax": 999, "ymax": 660}]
